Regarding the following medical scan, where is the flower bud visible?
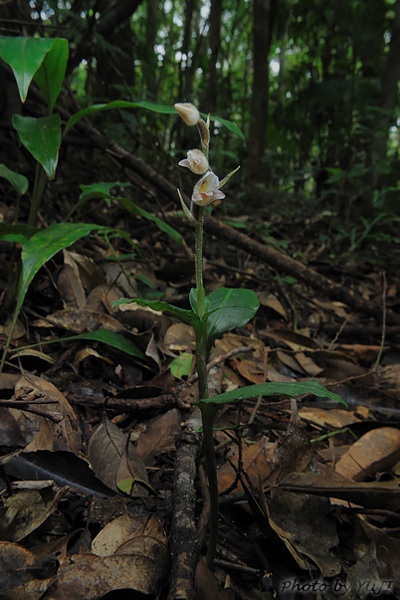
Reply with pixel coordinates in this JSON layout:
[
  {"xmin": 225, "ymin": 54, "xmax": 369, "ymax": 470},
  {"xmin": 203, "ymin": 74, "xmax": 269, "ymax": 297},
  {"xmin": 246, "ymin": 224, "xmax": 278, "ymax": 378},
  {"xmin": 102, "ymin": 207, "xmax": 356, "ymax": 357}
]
[
  {"xmin": 178, "ymin": 149, "xmax": 209, "ymax": 175},
  {"xmin": 174, "ymin": 102, "xmax": 200, "ymax": 126}
]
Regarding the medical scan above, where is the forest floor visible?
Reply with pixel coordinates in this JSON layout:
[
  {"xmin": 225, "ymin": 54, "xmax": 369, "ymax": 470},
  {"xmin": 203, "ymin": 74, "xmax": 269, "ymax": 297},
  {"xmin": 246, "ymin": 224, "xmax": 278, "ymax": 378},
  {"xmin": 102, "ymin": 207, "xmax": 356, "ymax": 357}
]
[{"xmin": 1, "ymin": 176, "xmax": 400, "ymax": 600}]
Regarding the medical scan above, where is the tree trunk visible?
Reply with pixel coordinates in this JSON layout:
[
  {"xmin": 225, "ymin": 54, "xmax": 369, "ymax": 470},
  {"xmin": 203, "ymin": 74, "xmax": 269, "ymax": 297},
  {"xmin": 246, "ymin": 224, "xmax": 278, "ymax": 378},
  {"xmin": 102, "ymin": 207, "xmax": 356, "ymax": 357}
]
[
  {"xmin": 248, "ymin": 0, "xmax": 278, "ymax": 184},
  {"xmin": 205, "ymin": 0, "xmax": 223, "ymax": 114},
  {"xmin": 368, "ymin": 0, "xmax": 400, "ymax": 186}
]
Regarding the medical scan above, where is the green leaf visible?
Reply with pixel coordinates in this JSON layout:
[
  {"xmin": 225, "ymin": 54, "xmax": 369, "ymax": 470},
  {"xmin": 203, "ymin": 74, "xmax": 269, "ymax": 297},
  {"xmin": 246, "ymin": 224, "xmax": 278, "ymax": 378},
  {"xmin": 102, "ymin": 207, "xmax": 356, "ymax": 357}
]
[
  {"xmin": 66, "ymin": 330, "xmax": 145, "ymax": 359},
  {"xmin": 77, "ymin": 183, "xmax": 183, "ymax": 245},
  {"xmin": 169, "ymin": 352, "xmax": 193, "ymax": 379},
  {"xmin": 34, "ymin": 38, "xmax": 69, "ymax": 113},
  {"xmin": 113, "ymin": 297, "xmax": 196, "ymax": 324},
  {"xmin": 0, "ymin": 164, "xmax": 29, "ymax": 197},
  {"xmin": 11, "ymin": 329, "xmax": 145, "ymax": 360},
  {"xmin": 208, "ymin": 114, "xmax": 246, "ymax": 143},
  {"xmin": 79, "ymin": 182, "xmax": 130, "ymax": 202},
  {"xmin": 18, "ymin": 222, "xmax": 102, "ymax": 318},
  {"xmin": 194, "ymin": 288, "xmax": 259, "ymax": 346},
  {"xmin": 65, "ymin": 100, "xmax": 178, "ymax": 134},
  {"xmin": 13, "ymin": 114, "xmax": 62, "ymax": 179},
  {"xmin": 0, "ymin": 223, "xmax": 39, "ymax": 244},
  {"xmin": 64, "ymin": 99, "xmax": 245, "ymax": 141},
  {"xmin": 0, "ymin": 36, "xmax": 54, "ymax": 102},
  {"xmin": 200, "ymin": 380, "xmax": 346, "ymax": 406},
  {"xmin": 120, "ymin": 198, "xmax": 183, "ymax": 245}
]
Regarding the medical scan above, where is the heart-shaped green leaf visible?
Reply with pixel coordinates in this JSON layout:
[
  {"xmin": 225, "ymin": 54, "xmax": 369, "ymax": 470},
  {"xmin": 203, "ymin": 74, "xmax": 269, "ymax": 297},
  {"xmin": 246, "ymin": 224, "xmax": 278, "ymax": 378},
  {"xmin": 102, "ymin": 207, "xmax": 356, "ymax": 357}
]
[
  {"xmin": 13, "ymin": 114, "xmax": 61, "ymax": 179},
  {"xmin": 190, "ymin": 287, "xmax": 259, "ymax": 348}
]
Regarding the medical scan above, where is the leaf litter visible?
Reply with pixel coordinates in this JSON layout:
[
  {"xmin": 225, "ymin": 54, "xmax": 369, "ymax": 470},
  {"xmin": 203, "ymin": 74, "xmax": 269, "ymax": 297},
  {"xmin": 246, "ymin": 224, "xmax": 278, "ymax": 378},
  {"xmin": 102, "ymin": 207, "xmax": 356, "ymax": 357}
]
[{"xmin": 1, "ymin": 181, "xmax": 400, "ymax": 600}]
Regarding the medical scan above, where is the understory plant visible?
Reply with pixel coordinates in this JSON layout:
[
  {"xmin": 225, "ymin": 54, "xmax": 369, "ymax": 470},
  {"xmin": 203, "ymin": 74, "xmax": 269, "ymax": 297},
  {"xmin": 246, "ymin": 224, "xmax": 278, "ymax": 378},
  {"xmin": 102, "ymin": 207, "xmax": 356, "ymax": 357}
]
[{"xmin": 114, "ymin": 102, "xmax": 346, "ymax": 567}]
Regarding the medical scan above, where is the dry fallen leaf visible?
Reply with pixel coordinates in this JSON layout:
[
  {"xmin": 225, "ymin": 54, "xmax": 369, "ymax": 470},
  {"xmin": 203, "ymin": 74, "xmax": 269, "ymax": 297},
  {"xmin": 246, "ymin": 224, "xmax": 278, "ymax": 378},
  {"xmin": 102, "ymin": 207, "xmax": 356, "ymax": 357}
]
[
  {"xmin": 0, "ymin": 484, "xmax": 66, "ymax": 542},
  {"xmin": 335, "ymin": 427, "xmax": 400, "ymax": 481},
  {"xmin": 0, "ymin": 540, "xmax": 58, "ymax": 600},
  {"xmin": 92, "ymin": 513, "xmax": 166, "ymax": 557},
  {"xmin": 136, "ymin": 408, "xmax": 181, "ymax": 466},
  {"xmin": 217, "ymin": 437, "xmax": 277, "ymax": 493},
  {"xmin": 88, "ymin": 415, "xmax": 150, "ymax": 497},
  {"xmin": 12, "ymin": 373, "xmax": 81, "ymax": 454}
]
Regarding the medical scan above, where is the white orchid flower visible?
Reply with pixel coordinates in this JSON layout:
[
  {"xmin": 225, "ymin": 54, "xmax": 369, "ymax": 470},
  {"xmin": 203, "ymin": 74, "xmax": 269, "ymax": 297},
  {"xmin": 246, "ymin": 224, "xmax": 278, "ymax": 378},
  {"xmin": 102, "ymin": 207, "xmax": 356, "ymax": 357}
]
[
  {"xmin": 191, "ymin": 171, "xmax": 225, "ymax": 207},
  {"xmin": 178, "ymin": 149, "xmax": 209, "ymax": 175},
  {"xmin": 174, "ymin": 102, "xmax": 200, "ymax": 126}
]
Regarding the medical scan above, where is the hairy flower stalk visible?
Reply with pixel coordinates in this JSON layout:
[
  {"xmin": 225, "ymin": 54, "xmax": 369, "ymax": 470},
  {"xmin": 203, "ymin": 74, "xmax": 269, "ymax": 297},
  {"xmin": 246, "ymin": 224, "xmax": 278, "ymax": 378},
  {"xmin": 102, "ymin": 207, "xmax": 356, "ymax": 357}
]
[{"xmin": 175, "ymin": 101, "xmax": 239, "ymax": 567}]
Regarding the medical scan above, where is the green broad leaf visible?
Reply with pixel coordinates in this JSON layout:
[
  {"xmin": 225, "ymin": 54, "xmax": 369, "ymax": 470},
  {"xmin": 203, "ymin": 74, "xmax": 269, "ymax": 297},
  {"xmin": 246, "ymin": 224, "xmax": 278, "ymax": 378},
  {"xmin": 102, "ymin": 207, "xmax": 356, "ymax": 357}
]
[
  {"xmin": 13, "ymin": 113, "xmax": 62, "ymax": 179},
  {"xmin": 120, "ymin": 198, "xmax": 183, "ymax": 245},
  {"xmin": 34, "ymin": 38, "xmax": 69, "ymax": 113},
  {"xmin": 200, "ymin": 380, "xmax": 346, "ymax": 406},
  {"xmin": 0, "ymin": 223, "xmax": 39, "ymax": 244},
  {"xmin": 113, "ymin": 297, "xmax": 195, "ymax": 324},
  {"xmin": 12, "ymin": 329, "xmax": 145, "ymax": 360},
  {"xmin": 18, "ymin": 222, "xmax": 102, "ymax": 317},
  {"xmin": 208, "ymin": 114, "xmax": 246, "ymax": 143},
  {"xmin": 64, "ymin": 330, "xmax": 145, "ymax": 359},
  {"xmin": 64, "ymin": 99, "xmax": 245, "ymax": 141},
  {"xmin": 169, "ymin": 352, "xmax": 193, "ymax": 379},
  {"xmin": 0, "ymin": 36, "xmax": 54, "ymax": 102},
  {"xmin": 64, "ymin": 100, "xmax": 178, "ymax": 134},
  {"xmin": 194, "ymin": 288, "xmax": 259, "ymax": 345},
  {"xmin": 0, "ymin": 164, "xmax": 29, "ymax": 197},
  {"xmin": 79, "ymin": 181, "xmax": 130, "ymax": 202}
]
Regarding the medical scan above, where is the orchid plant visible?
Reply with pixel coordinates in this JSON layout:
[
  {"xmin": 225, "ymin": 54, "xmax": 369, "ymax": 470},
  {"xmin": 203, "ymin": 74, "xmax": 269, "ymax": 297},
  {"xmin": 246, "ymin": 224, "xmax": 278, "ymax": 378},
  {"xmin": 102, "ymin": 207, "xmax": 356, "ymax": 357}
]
[{"xmin": 114, "ymin": 102, "xmax": 346, "ymax": 568}]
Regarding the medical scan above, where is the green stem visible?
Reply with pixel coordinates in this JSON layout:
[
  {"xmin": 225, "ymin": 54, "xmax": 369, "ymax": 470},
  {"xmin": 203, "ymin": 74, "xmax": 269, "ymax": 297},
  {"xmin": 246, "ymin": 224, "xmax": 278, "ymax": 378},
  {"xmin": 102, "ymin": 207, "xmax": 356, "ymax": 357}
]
[
  {"xmin": 193, "ymin": 203, "xmax": 219, "ymax": 566},
  {"xmin": 28, "ymin": 164, "xmax": 47, "ymax": 227},
  {"xmin": 201, "ymin": 402, "xmax": 219, "ymax": 567}
]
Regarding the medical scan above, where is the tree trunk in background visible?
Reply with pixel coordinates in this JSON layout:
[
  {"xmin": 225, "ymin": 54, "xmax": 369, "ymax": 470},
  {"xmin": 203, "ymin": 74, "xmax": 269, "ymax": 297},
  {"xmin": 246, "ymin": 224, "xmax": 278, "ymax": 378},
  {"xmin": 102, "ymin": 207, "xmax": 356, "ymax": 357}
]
[
  {"xmin": 204, "ymin": 0, "xmax": 223, "ymax": 114},
  {"xmin": 369, "ymin": 0, "xmax": 400, "ymax": 188},
  {"xmin": 248, "ymin": 0, "xmax": 278, "ymax": 184},
  {"xmin": 178, "ymin": 0, "xmax": 198, "ymax": 101},
  {"xmin": 68, "ymin": 0, "xmax": 143, "ymax": 74},
  {"xmin": 145, "ymin": 0, "xmax": 159, "ymax": 98}
]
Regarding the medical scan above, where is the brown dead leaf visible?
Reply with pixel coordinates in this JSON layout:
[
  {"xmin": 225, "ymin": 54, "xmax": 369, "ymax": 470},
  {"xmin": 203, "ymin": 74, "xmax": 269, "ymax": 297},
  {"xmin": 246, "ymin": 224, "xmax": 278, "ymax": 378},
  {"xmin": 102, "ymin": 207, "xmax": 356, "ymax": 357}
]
[
  {"xmin": 263, "ymin": 329, "xmax": 320, "ymax": 351},
  {"xmin": 136, "ymin": 408, "xmax": 181, "ymax": 466},
  {"xmin": 57, "ymin": 262, "xmax": 86, "ymax": 309},
  {"xmin": 88, "ymin": 415, "xmax": 150, "ymax": 497},
  {"xmin": 258, "ymin": 292, "xmax": 287, "ymax": 319},
  {"xmin": 0, "ymin": 407, "xmax": 24, "ymax": 447},
  {"xmin": 32, "ymin": 308, "xmax": 126, "ymax": 334},
  {"xmin": 335, "ymin": 427, "xmax": 400, "ymax": 481},
  {"xmin": 44, "ymin": 550, "xmax": 168, "ymax": 599},
  {"xmin": 195, "ymin": 558, "xmax": 235, "ymax": 600},
  {"xmin": 268, "ymin": 489, "xmax": 341, "ymax": 576},
  {"xmin": 0, "ymin": 485, "xmax": 66, "ymax": 542},
  {"xmin": 12, "ymin": 374, "xmax": 81, "ymax": 453},
  {"xmin": 164, "ymin": 322, "xmax": 196, "ymax": 351},
  {"xmin": 299, "ymin": 406, "xmax": 364, "ymax": 429},
  {"xmin": 279, "ymin": 471, "xmax": 400, "ymax": 511},
  {"xmin": 92, "ymin": 514, "xmax": 166, "ymax": 557},
  {"xmin": 277, "ymin": 350, "xmax": 306, "ymax": 375},
  {"xmin": 0, "ymin": 540, "xmax": 58, "ymax": 600},
  {"xmin": 217, "ymin": 437, "xmax": 277, "ymax": 493},
  {"xmin": 216, "ymin": 333, "xmax": 266, "ymax": 384}
]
